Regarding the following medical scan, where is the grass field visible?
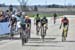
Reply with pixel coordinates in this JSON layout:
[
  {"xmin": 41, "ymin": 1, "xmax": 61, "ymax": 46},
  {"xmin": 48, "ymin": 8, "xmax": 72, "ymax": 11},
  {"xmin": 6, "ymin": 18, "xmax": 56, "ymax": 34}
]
[{"xmin": 27, "ymin": 13, "xmax": 63, "ymax": 17}]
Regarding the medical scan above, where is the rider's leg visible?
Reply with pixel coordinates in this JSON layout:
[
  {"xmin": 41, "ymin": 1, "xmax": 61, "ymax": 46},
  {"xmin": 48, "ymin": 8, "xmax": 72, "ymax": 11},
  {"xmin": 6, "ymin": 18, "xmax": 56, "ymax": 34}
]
[
  {"xmin": 10, "ymin": 25, "xmax": 14, "ymax": 39},
  {"xmin": 36, "ymin": 24, "xmax": 39, "ymax": 35},
  {"xmin": 42, "ymin": 26, "xmax": 45, "ymax": 41},
  {"xmin": 62, "ymin": 30, "xmax": 64, "ymax": 42}
]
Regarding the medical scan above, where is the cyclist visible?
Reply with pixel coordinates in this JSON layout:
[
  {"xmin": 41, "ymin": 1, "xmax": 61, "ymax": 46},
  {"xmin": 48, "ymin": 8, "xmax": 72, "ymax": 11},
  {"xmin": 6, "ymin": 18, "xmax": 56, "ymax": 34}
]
[
  {"xmin": 34, "ymin": 13, "xmax": 41, "ymax": 35},
  {"xmin": 60, "ymin": 17, "xmax": 69, "ymax": 41},
  {"xmin": 8, "ymin": 15, "xmax": 17, "ymax": 39},
  {"xmin": 25, "ymin": 16, "xmax": 31, "ymax": 38},
  {"xmin": 53, "ymin": 13, "xmax": 57, "ymax": 24},
  {"xmin": 20, "ymin": 15, "xmax": 26, "ymax": 45},
  {"xmin": 40, "ymin": 16, "xmax": 48, "ymax": 41},
  {"xmin": 19, "ymin": 12, "xmax": 26, "ymax": 38}
]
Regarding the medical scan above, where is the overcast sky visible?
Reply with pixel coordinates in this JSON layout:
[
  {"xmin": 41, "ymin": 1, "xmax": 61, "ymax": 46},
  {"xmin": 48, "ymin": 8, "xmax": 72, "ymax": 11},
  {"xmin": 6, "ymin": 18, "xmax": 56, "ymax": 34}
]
[{"xmin": 0, "ymin": 0, "xmax": 75, "ymax": 5}]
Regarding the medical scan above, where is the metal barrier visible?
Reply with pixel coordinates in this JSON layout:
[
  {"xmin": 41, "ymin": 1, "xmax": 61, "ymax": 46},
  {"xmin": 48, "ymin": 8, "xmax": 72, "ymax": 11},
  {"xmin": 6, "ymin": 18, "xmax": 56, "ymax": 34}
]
[{"xmin": 0, "ymin": 22, "xmax": 10, "ymax": 35}]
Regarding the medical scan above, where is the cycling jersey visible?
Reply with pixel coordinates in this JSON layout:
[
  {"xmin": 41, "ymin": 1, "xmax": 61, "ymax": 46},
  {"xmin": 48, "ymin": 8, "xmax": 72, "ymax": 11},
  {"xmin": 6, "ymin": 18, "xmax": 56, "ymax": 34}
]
[
  {"xmin": 61, "ymin": 19, "xmax": 69, "ymax": 25},
  {"xmin": 20, "ymin": 17, "xmax": 26, "ymax": 30},
  {"xmin": 34, "ymin": 15, "xmax": 41, "ymax": 25},
  {"xmin": 41, "ymin": 18, "xmax": 48, "ymax": 26},
  {"xmin": 25, "ymin": 19, "xmax": 31, "ymax": 24},
  {"xmin": 35, "ymin": 17, "xmax": 40, "ymax": 23},
  {"xmin": 61, "ymin": 18, "xmax": 69, "ymax": 27},
  {"xmin": 20, "ymin": 17, "xmax": 25, "ymax": 25},
  {"xmin": 25, "ymin": 19, "xmax": 31, "ymax": 27}
]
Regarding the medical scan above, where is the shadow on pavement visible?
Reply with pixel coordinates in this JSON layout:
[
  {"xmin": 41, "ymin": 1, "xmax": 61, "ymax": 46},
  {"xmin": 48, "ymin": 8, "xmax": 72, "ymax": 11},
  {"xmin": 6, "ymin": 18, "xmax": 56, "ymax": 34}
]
[
  {"xmin": 0, "ymin": 37, "xmax": 75, "ymax": 42},
  {"xmin": 0, "ymin": 37, "xmax": 56, "ymax": 40},
  {"xmin": 23, "ymin": 44, "xmax": 63, "ymax": 47}
]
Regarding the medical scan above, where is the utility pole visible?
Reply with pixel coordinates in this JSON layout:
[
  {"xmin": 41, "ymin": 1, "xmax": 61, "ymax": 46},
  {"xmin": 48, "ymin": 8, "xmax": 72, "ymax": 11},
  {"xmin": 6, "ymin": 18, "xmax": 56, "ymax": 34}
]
[{"xmin": 64, "ymin": 0, "xmax": 66, "ymax": 8}]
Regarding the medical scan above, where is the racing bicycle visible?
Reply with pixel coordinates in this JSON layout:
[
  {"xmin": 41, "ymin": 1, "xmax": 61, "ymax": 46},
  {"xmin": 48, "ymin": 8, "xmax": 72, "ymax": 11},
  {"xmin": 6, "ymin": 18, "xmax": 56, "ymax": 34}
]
[
  {"xmin": 62, "ymin": 25, "xmax": 68, "ymax": 42},
  {"xmin": 41, "ymin": 24, "xmax": 47, "ymax": 41}
]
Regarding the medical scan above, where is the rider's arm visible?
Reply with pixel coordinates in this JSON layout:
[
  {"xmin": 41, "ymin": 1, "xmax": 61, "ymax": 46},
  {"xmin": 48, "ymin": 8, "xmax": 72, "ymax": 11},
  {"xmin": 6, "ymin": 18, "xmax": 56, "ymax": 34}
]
[{"xmin": 59, "ymin": 19, "xmax": 63, "ymax": 29}]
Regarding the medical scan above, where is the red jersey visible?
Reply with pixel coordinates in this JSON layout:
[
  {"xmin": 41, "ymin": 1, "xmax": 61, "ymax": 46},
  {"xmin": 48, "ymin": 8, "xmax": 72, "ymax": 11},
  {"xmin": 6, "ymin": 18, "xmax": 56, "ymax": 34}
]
[{"xmin": 61, "ymin": 18, "xmax": 69, "ymax": 24}]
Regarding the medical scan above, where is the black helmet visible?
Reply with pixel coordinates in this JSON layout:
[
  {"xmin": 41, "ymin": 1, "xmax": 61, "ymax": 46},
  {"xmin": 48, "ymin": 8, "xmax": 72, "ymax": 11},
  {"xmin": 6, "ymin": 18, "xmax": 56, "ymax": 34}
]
[
  {"xmin": 43, "ymin": 16, "xmax": 46, "ymax": 19},
  {"xmin": 36, "ymin": 13, "xmax": 39, "ymax": 17},
  {"xmin": 64, "ymin": 17, "xmax": 67, "ymax": 19}
]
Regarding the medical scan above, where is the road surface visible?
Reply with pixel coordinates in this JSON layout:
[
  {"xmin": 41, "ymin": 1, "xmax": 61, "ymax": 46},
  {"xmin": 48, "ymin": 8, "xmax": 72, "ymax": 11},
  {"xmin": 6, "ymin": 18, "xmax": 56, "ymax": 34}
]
[{"xmin": 0, "ymin": 15, "xmax": 75, "ymax": 50}]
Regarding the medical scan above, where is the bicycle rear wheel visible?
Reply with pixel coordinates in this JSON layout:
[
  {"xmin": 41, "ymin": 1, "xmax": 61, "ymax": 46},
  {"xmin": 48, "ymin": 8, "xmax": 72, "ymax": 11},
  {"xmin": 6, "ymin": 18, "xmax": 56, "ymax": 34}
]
[
  {"xmin": 36, "ymin": 25, "xmax": 39, "ymax": 35},
  {"xmin": 41, "ymin": 26, "xmax": 45, "ymax": 41},
  {"xmin": 21, "ymin": 34, "xmax": 24, "ymax": 46}
]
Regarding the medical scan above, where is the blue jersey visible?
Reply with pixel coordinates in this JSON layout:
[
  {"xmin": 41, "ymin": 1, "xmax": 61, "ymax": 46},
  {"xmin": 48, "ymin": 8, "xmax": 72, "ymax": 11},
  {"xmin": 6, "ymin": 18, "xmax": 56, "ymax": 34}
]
[{"xmin": 20, "ymin": 17, "xmax": 25, "ymax": 25}]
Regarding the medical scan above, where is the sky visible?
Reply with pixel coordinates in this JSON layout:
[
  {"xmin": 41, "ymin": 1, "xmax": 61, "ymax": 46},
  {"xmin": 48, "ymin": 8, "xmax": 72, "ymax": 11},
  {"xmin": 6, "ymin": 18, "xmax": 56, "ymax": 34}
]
[{"xmin": 0, "ymin": 0, "xmax": 75, "ymax": 5}]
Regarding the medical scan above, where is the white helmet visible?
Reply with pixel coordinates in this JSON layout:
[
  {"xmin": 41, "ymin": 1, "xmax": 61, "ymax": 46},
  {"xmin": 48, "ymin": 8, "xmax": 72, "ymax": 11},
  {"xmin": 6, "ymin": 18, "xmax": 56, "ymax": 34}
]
[
  {"xmin": 12, "ymin": 14, "xmax": 15, "ymax": 17},
  {"xmin": 22, "ymin": 12, "xmax": 25, "ymax": 15}
]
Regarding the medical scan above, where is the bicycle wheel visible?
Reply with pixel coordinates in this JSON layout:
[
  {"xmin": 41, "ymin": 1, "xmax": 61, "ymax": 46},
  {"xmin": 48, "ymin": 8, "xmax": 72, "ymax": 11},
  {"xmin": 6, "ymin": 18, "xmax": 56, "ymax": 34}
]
[
  {"xmin": 22, "ymin": 38, "xmax": 25, "ymax": 46},
  {"xmin": 36, "ymin": 25, "xmax": 39, "ymax": 35},
  {"xmin": 43, "ymin": 25, "xmax": 46, "ymax": 40},
  {"xmin": 62, "ymin": 37, "xmax": 66, "ymax": 42},
  {"xmin": 41, "ymin": 26, "xmax": 45, "ymax": 41},
  {"xmin": 28, "ymin": 29, "xmax": 30, "ymax": 38},
  {"xmin": 25, "ymin": 28, "xmax": 29, "ymax": 43},
  {"xmin": 10, "ymin": 27, "xmax": 14, "ymax": 39},
  {"xmin": 21, "ymin": 29, "xmax": 27, "ymax": 45},
  {"xmin": 42, "ymin": 35, "xmax": 45, "ymax": 41}
]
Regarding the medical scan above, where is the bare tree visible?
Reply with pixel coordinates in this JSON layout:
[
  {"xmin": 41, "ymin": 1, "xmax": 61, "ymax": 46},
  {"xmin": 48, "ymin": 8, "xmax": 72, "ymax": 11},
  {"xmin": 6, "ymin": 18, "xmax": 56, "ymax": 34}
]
[{"xmin": 18, "ymin": 0, "xmax": 29, "ymax": 11}]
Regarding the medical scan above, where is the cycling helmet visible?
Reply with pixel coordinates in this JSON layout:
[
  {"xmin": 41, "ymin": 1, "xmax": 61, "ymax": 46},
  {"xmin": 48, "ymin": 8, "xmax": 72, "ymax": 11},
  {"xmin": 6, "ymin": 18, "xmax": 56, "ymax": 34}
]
[
  {"xmin": 64, "ymin": 17, "xmax": 67, "ymax": 19},
  {"xmin": 12, "ymin": 14, "xmax": 15, "ymax": 17},
  {"xmin": 43, "ymin": 16, "xmax": 46, "ymax": 19},
  {"xmin": 22, "ymin": 12, "xmax": 25, "ymax": 15},
  {"xmin": 36, "ymin": 13, "xmax": 39, "ymax": 17}
]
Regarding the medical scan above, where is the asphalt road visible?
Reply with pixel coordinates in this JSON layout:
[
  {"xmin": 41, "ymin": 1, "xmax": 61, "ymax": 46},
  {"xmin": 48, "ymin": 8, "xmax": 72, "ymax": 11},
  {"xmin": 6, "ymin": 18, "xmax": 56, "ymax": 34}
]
[{"xmin": 0, "ymin": 15, "xmax": 75, "ymax": 50}]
